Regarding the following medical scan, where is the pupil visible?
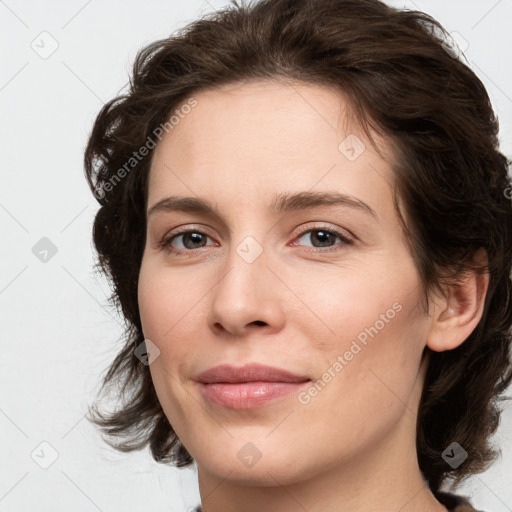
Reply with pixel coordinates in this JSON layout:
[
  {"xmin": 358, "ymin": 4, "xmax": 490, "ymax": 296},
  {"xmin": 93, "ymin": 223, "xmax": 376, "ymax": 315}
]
[
  {"xmin": 182, "ymin": 231, "xmax": 335, "ymax": 249},
  {"xmin": 186, "ymin": 232, "xmax": 204, "ymax": 248},
  {"xmin": 314, "ymin": 230, "xmax": 333, "ymax": 247}
]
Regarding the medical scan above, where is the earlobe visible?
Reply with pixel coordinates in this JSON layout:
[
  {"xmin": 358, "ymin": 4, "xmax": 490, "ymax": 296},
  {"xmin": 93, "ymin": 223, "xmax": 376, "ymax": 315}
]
[{"xmin": 426, "ymin": 248, "xmax": 489, "ymax": 353}]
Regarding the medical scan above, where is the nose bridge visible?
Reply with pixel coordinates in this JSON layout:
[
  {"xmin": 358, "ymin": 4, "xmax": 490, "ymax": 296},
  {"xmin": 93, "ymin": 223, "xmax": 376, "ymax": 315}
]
[
  {"xmin": 221, "ymin": 210, "xmax": 272, "ymax": 272},
  {"xmin": 208, "ymin": 229, "xmax": 283, "ymax": 334},
  {"xmin": 218, "ymin": 231, "xmax": 269, "ymax": 303},
  {"xmin": 233, "ymin": 233, "xmax": 265, "ymax": 266}
]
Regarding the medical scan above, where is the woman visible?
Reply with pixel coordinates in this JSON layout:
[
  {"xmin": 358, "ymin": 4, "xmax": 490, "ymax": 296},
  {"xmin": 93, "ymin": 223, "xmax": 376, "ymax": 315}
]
[{"xmin": 84, "ymin": 0, "xmax": 512, "ymax": 511}]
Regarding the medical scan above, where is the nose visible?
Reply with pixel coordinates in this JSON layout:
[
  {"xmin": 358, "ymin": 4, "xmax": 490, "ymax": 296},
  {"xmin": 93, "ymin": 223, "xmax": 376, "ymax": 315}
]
[{"xmin": 207, "ymin": 238, "xmax": 286, "ymax": 338}]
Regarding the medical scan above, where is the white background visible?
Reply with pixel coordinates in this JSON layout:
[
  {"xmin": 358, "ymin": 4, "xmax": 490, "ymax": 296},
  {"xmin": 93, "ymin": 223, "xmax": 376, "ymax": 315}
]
[{"xmin": 1, "ymin": 0, "xmax": 511, "ymax": 511}]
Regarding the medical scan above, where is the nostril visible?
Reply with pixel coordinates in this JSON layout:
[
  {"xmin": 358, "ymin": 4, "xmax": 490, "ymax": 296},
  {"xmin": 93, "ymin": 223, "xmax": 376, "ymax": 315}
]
[{"xmin": 252, "ymin": 320, "xmax": 266, "ymax": 326}]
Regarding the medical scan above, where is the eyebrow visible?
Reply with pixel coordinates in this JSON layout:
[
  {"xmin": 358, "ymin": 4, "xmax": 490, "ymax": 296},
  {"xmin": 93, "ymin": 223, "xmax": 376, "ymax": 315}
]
[{"xmin": 147, "ymin": 191, "xmax": 377, "ymax": 221}]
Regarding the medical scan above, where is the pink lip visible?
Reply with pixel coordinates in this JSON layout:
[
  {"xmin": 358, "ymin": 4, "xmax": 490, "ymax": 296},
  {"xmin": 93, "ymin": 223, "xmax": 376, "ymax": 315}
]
[{"xmin": 195, "ymin": 363, "xmax": 311, "ymax": 409}]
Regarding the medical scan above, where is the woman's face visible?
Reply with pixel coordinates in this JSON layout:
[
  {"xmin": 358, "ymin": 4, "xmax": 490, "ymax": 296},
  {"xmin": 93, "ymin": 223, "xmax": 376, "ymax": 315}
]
[{"xmin": 138, "ymin": 80, "xmax": 433, "ymax": 485}]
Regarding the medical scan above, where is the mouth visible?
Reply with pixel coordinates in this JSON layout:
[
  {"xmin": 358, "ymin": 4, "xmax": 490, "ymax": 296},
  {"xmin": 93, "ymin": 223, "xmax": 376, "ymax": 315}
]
[
  {"xmin": 198, "ymin": 381, "xmax": 311, "ymax": 409},
  {"xmin": 195, "ymin": 363, "xmax": 311, "ymax": 409}
]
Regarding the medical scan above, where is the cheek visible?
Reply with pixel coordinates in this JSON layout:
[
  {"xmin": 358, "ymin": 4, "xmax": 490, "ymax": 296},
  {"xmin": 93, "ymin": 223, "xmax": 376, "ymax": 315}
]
[
  {"xmin": 138, "ymin": 265, "xmax": 202, "ymax": 435},
  {"xmin": 138, "ymin": 262, "xmax": 212, "ymax": 394},
  {"xmin": 292, "ymin": 299, "xmax": 425, "ymax": 467},
  {"xmin": 302, "ymin": 287, "xmax": 425, "ymax": 415},
  {"xmin": 138, "ymin": 262, "xmax": 197, "ymax": 343},
  {"xmin": 297, "ymin": 259, "xmax": 426, "ymax": 407},
  {"xmin": 296, "ymin": 262, "xmax": 412, "ymax": 350}
]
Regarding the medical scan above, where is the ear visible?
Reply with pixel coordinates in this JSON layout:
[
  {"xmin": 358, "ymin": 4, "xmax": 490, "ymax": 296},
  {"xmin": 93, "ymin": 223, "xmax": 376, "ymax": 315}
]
[{"xmin": 426, "ymin": 248, "xmax": 489, "ymax": 352}]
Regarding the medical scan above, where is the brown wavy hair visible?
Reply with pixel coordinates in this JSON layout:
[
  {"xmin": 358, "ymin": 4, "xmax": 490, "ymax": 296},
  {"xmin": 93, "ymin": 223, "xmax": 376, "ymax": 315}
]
[{"xmin": 84, "ymin": 0, "xmax": 512, "ymax": 493}]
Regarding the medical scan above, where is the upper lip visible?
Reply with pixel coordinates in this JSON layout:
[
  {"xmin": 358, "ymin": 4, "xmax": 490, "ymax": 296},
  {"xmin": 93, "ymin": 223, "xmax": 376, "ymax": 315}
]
[{"xmin": 195, "ymin": 363, "xmax": 311, "ymax": 384}]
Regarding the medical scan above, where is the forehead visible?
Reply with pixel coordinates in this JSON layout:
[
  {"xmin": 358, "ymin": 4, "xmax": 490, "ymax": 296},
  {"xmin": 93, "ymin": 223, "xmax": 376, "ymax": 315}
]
[
  {"xmin": 154, "ymin": 79, "xmax": 363, "ymax": 159},
  {"xmin": 148, "ymin": 79, "xmax": 395, "ymax": 220}
]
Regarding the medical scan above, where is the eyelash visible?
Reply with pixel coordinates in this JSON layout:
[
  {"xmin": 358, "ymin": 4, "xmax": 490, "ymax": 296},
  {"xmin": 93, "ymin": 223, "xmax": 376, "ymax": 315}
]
[{"xmin": 158, "ymin": 224, "xmax": 353, "ymax": 257}]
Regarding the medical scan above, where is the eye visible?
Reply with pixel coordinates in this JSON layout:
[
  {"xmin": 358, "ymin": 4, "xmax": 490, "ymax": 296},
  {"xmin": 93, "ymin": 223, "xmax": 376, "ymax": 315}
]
[
  {"xmin": 158, "ymin": 224, "xmax": 353, "ymax": 256},
  {"xmin": 291, "ymin": 225, "xmax": 353, "ymax": 252},
  {"xmin": 159, "ymin": 228, "xmax": 216, "ymax": 255}
]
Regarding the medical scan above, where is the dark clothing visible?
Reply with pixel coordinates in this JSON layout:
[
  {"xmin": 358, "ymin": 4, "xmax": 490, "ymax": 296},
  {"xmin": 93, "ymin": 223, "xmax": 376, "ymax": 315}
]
[{"xmin": 436, "ymin": 491, "xmax": 485, "ymax": 512}]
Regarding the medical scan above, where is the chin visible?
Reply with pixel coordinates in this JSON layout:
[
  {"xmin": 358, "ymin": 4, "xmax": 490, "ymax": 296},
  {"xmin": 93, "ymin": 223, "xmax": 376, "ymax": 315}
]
[
  {"xmin": 199, "ymin": 455, "xmax": 310, "ymax": 487},
  {"xmin": 194, "ymin": 435, "xmax": 315, "ymax": 484}
]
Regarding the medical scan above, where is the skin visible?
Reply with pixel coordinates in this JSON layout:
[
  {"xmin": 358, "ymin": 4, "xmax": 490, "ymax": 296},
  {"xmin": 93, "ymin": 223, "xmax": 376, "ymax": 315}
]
[{"xmin": 137, "ymin": 80, "xmax": 489, "ymax": 512}]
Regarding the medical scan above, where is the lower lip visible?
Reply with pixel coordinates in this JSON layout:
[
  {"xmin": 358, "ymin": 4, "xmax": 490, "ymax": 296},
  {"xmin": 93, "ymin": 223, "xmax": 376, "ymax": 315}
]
[{"xmin": 199, "ymin": 381, "xmax": 310, "ymax": 409}]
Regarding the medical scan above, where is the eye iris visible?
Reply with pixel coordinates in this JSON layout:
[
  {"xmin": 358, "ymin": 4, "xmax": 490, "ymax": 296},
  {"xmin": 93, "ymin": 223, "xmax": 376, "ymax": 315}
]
[
  {"xmin": 171, "ymin": 228, "xmax": 342, "ymax": 251},
  {"xmin": 183, "ymin": 232, "xmax": 206, "ymax": 249},
  {"xmin": 312, "ymin": 230, "xmax": 336, "ymax": 247}
]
